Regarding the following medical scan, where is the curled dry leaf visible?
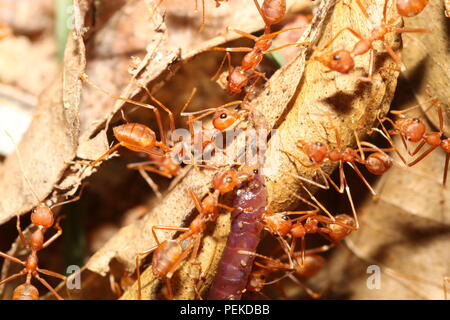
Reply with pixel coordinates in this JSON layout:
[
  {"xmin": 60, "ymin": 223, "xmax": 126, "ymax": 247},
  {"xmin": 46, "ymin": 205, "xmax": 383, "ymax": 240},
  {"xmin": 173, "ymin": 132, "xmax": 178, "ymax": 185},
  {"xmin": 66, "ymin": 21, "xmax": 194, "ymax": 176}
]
[
  {"xmin": 115, "ymin": 0, "xmax": 401, "ymax": 299},
  {"xmin": 399, "ymin": 0, "xmax": 450, "ymax": 135}
]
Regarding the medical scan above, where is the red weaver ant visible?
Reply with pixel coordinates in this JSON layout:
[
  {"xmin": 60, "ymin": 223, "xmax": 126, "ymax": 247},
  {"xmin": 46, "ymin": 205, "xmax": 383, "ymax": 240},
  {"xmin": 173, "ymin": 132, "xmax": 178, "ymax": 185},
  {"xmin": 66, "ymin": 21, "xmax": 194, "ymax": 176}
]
[
  {"xmin": 283, "ymin": 116, "xmax": 395, "ymax": 227},
  {"xmin": 211, "ymin": 0, "xmax": 308, "ymax": 96},
  {"xmin": 312, "ymin": 0, "xmax": 427, "ymax": 81},
  {"xmin": 0, "ymin": 133, "xmax": 83, "ymax": 300},
  {"xmin": 263, "ymin": 185, "xmax": 356, "ymax": 265}
]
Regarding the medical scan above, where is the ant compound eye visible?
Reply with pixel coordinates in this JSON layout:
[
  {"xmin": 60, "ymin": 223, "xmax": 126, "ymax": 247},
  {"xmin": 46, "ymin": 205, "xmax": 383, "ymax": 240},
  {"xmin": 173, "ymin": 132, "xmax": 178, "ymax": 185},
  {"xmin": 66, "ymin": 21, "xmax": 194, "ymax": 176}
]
[
  {"xmin": 413, "ymin": 118, "xmax": 420, "ymax": 123},
  {"xmin": 333, "ymin": 54, "xmax": 341, "ymax": 61},
  {"xmin": 282, "ymin": 215, "xmax": 289, "ymax": 221},
  {"xmin": 316, "ymin": 142, "xmax": 323, "ymax": 147},
  {"xmin": 253, "ymin": 169, "xmax": 259, "ymax": 174},
  {"xmin": 220, "ymin": 113, "xmax": 228, "ymax": 119},
  {"xmin": 226, "ymin": 177, "xmax": 233, "ymax": 183}
]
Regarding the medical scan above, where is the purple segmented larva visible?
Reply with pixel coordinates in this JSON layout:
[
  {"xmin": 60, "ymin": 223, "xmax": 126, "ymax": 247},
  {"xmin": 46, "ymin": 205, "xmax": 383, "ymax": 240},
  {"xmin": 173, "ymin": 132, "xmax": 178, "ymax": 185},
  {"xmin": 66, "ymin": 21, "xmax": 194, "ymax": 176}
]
[{"xmin": 207, "ymin": 173, "xmax": 267, "ymax": 300}]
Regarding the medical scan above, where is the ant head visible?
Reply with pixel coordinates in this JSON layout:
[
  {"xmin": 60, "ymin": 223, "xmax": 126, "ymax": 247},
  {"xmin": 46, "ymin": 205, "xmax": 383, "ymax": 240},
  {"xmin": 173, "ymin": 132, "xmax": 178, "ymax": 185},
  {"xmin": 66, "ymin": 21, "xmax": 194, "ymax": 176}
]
[
  {"xmin": 212, "ymin": 109, "xmax": 239, "ymax": 131},
  {"xmin": 294, "ymin": 254, "xmax": 325, "ymax": 278},
  {"xmin": 366, "ymin": 152, "xmax": 393, "ymax": 175},
  {"xmin": 227, "ymin": 69, "xmax": 249, "ymax": 96},
  {"xmin": 396, "ymin": 0, "xmax": 428, "ymax": 17},
  {"xmin": 212, "ymin": 169, "xmax": 239, "ymax": 194},
  {"xmin": 328, "ymin": 214, "xmax": 356, "ymax": 241},
  {"xmin": 31, "ymin": 203, "xmax": 54, "ymax": 229},
  {"xmin": 265, "ymin": 213, "xmax": 292, "ymax": 237},
  {"xmin": 323, "ymin": 50, "xmax": 355, "ymax": 74},
  {"xmin": 403, "ymin": 118, "xmax": 426, "ymax": 142},
  {"xmin": 304, "ymin": 141, "xmax": 328, "ymax": 163},
  {"xmin": 247, "ymin": 268, "xmax": 268, "ymax": 293},
  {"xmin": 13, "ymin": 284, "xmax": 39, "ymax": 300}
]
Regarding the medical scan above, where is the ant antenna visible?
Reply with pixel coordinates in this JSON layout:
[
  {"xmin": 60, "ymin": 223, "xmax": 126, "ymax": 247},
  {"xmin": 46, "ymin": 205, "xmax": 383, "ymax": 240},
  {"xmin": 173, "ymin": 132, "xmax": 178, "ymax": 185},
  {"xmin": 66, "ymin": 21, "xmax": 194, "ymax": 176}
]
[{"xmin": 4, "ymin": 130, "xmax": 41, "ymax": 205}]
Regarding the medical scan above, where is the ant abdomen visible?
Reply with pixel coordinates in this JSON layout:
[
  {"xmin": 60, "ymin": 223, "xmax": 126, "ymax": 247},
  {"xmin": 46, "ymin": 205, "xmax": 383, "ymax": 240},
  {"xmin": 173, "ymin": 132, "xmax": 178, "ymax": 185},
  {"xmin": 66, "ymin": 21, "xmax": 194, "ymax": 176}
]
[
  {"xmin": 152, "ymin": 240, "xmax": 183, "ymax": 276},
  {"xmin": 13, "ymin": 284, "xmax": 39, "ymax": 300},
  {"xmin": 295, "ymin": 254, "xmax": 325, "ymax": 278},
  {"xmin": 113, "ymin": 123, "xmax": 157, "ymax": 150},
  {"xmin": 328, "ymin": 214, "xmax": 356, "ymax": 241},
  {"xmin": 365, "ymin": 152, "xmax": 393, "ymax": 175},
  {"xmin": 261, "ymin": 0, "xmax": 286, "ymax": 26},
  {"xmin": 396, "ymin": 0, "xmax": 428, "ymax": 17}
]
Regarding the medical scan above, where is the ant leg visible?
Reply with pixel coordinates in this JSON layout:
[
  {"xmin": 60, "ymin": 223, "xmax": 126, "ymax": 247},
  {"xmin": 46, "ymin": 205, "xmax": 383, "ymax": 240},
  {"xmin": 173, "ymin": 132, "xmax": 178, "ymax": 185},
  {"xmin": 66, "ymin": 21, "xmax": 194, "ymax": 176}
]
[
  {"xmin": 443, "ymin": 153, "xmax": 449, "ymax": 187},
  {"xmin": 408, "ymin": 145, "xmax": 438, "ymax": 167},
  {"xmin": 239, "ymin": 251, "xmax": 287, "ymax": 270},
  {"xmin": 289, "ymin": 193, "xmax": 321, "ymax": 216},
  {"xmin": 0, "ymin": 270, "xmax": 25, "ymax": 286},
  {"xmin": 263, "ymin": 41, "xmax": 310, "ymax": 54},
  {"xmin": 211, "ymin": 52, "xmax": 232, "ymax": 81},
  {"xmin": 136, "ymin": 245, "xmax": 159, "ymax": 300},
  {"xmin": 0, "ymin": 251, "xmax": 25, "ymax": 266},
  {"xmin": 16, "ymin": 215, "xmax": 27, "ymax": 247},
  {"xmin": 370, "ymin": 127, "xmax": 407, "ymax": 165},
  {"xmin": 379, "ymin": 116, "xmax": 412, "ymax": 156},
  {"xmin": 80, "ymin": 74, "xmax": 167, "ymax": 146},
  {"xmin": 50, "ymin": 184, "xmax": 85, "ymax": 209},
  {"xmin": 287, "ymin": 273, "xmax": 324, "ymax": 299},
  {"xmin": 383, "ymin": 43, "xmax": 406, "ymax": 71},
  {"xmin": 35, "ymin": 273, "xmax": 64, "ymax": 300},
  {"xmin": 259, "ymin": 27, "xmax": 311, "ymax": 41},
  {"xmin": 252, "ymin": 0, "xmax": 268, "ymax": 29},
  {"xmin": 299, "ymin": 185, "xmax": 336, "ymax": 221},
  {"xmin": 151, "ymin": 226, "xmax": 191, "ymax": 247},
  {"xmin": 318, "ymin": 27, "xmax": 365, "ymax": 52},
  {"xmin": 226, "ymin": 27, "xmax": 259, "ymax": 41},
  {"xmin": 444, "ymin": 276, "xmax": 450, "ymax": 300},
  {"xmin": 37, "ymin": 268, "xmax": 66, "ymax": 281},
  {"xmin": 139, "ymin": 86, "xmax": 176, "ymax": 144},
  {"xmin": 137, "ymin": 168, "xmax": 163, "ymax": 199},
  {"xmin": 86, "ymin": 142, "xmax": 123, "ymax": 167},
  {"xmin": 346, "ymin": 162, "xmax": 378, "ymax": 198},
  {"xmin": 353, "ymin": 0, "xmax": 375, "ymax": 24},
  {"xmin": 188, "ymin": 189, "xmax": 205, "ymax": 214},
  {"xmin": 42, "ymin": 216, "xmax": 63, "ymax": 249}
]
